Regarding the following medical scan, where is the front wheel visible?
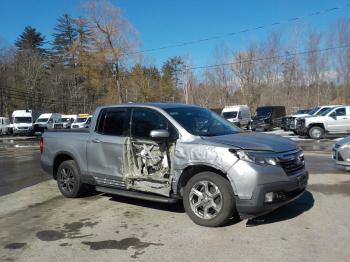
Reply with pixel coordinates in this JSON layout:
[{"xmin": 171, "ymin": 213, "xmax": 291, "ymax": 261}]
[
  {"xmin": 308, "ymin": 126, "xmax": 324, "ymax": 140},
  {"xmin": 183, "ymin": 172, "xmax": 236, "ymax": 227}
]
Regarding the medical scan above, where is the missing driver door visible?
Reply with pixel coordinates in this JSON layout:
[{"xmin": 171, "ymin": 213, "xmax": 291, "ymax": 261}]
[{"xmin": 124, "ymin": 108, "xmax": 177, "ymax": 196}]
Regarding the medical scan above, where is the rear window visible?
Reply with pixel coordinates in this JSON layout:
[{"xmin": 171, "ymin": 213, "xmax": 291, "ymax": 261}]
[{"xmin": 96, "ymin": 108, "xmax": 130, "ymax": 136}]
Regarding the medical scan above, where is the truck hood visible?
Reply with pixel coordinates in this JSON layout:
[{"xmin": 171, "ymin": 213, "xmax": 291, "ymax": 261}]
[
  {"xmin": 291, "ymin": 113, "xmax": 310, "ymax": 118},
  {"xmin": 202, "ymin": 132, "xmax": 298, "ymax": 152},
  {"xmin": 304, "ymin": 116, "xmax": 327, "ymax": 123}
]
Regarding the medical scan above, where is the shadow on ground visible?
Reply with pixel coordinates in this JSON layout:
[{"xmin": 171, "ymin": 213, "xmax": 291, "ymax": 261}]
[
  {"xmin": 106, "ymin": 194, "xmax": 185, "ymax": 213},
  {"xmin": 245, "ymin": 191, "xmax": 314, "ymax": 227}
]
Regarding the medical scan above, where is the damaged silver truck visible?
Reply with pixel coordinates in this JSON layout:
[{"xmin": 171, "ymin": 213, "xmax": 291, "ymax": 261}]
[{"xmin": 40, "ymin": 103, "xmax": 308, "ymax": 227}]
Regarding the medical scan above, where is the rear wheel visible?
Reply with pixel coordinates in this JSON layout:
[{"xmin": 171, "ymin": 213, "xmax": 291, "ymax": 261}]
[
  {"xmin": 308, "ymin": 126, "xmax": 324, "ymax": 140},
  {"xmin": 183, "ymin": 172, "xmax": 236, "ymax": 227},
  {"xmin": 57, "ymin": 160, "xmax": 90, "ymax": 198}
]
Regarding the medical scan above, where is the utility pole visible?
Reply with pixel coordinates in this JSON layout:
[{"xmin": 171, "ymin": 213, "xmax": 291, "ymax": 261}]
[{"xmin": 114, "ymin": 61, "xmax": 121, "ymax": 104}]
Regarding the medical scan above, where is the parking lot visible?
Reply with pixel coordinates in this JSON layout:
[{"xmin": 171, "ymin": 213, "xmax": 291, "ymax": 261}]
[{"xmin": 0, "ymin": 132, "xmax": 350, "ymax": 262}]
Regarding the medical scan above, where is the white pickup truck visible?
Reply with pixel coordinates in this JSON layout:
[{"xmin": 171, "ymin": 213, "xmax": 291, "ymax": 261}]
[{"xmin": 297, "ymin": 105, "xmax": 350, "ymax": 139}]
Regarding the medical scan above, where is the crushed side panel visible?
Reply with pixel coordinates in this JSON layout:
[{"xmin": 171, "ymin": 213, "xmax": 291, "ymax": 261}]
[{"xmin": 123, "ymin": 137, "xmax": 175, "ymax": 197}]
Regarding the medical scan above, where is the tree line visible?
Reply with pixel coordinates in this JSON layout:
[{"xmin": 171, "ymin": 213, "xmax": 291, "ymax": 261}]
[{"xmin": 0, "ymin": 1, "xmax": 350, "ymax": 116}]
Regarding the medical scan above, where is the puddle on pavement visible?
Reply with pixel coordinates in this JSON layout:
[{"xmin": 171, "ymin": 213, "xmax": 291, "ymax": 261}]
[
  {"xmin": 3, "ymin": 243, "xmax": 27, "ymax": 249},
  {"xmin": 82, "ymin": 237, "xmax": 163, "ymax": 258},
  {"xmin": 36, "ymin": 230, "xmax": 65, "ymax": 241},
  {"xmin": 0, "ymin": 137, "xmax": 39, "ymax": 150},
  {"xmin": 36, "ymin": 218, "xmax": 100, "ymax": 242}
]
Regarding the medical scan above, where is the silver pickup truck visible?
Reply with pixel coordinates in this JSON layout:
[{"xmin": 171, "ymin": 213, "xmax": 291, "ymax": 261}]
[{"xmin": 40, "ymin": 103, "xmax": 308, "ymax": 227}]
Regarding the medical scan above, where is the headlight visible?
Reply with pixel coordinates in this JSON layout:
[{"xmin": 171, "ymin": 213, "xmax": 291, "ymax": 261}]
[{"xmin": 230, "ymin": 149, "xmax": 278, "ymax": 166}]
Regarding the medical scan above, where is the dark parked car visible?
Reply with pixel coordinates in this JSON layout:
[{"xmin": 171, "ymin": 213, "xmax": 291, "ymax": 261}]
[{"xmin": 251, "ymin": 106, "xmax": 286, "ymax": 131}]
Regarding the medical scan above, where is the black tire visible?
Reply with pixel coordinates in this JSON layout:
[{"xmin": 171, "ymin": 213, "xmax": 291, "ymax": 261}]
[
  {"xmin": 183, "ymin": 172, "xmax": 236, "ymax": 227},
  {"xmin": 56, "ymin": 160, "xmax": 89, "ymax": 198},
  {"xmin": 292, "ymin": 130, "xmax": 298, "ymax": 135},
  {"xmin": 308, "ymin": 126, "xmax": 324, "ymax": 140}
]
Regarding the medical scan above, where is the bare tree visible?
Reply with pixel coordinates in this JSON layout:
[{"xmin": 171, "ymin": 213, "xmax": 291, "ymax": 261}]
[{"xmin": 85, "ymin": 0, "xmax": 139, "ymax": 103}]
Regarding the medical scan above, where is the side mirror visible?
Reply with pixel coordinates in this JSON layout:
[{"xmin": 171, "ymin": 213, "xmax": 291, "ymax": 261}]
[
  {"xmin": 150, "ymin": 129, "xmax": 170, "ymax": 141},
  {"xmin": 329, "ymin": 112, "xmax": 336, "ymax": 119}
]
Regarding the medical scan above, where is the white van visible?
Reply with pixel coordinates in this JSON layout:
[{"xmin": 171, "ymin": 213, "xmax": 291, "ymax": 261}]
[
  {"xmin": 0, "ymin": 117, "xmax": 10, "ymax": 135},
  {"xmin": 53, "ymin": 115, "xmax": 77, "ymax": 129},
  {"xmin": 12, "ymin": 110, "xmax": 34, "ymax": 135},
  {"xmin": 71, "ymin": 114, "xmax": 92, "ymax": 129},
  {"xmin": 221, "ymin": 105, "xmax": 251, "ymax": 128},
  {"xmin": 34, "ymin": 113, "xmax": 62, "ymax": 134}
]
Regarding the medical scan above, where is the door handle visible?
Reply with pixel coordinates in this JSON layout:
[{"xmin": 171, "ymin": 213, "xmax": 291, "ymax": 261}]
[{"xmin": 92, "ymin": 138, "xmax": 101, "ymax": 143}]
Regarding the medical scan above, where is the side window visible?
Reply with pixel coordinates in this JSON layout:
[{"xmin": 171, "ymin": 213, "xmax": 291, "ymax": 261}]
[
  {"xmin": 96, "ymin": 108, "xmax": 129, "ymax": 136},
  {"xmin": 335, "ymin": 108, "xmax": 346, "ymax": 117},
  {"xmin": 131, "ymin": 108, "xmax": 177, "ymax": 139}
]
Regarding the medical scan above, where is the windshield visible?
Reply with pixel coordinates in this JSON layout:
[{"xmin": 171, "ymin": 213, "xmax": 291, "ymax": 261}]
[
  {"xmin": 320, "ymin": 108, "xmax": 334, "ymax": 116},
  {"xmin": 296, "ymin": 109, "xmax": 310, "ymax": 114},
  {"xmin": 222, "ymin": 111, "xmax": 237, "ymax": 119},
  {"xmin": 58, "ymin": 118, "xmax": 71, "ymax": 123},
  {"xmin": 75, "ymin": 118, "xmax": 87, "ymax": 123},
  {"xmin": 36, "ymin": 118, "xmax": 48, "ymax": 123},
  {"xmin": 318, "ymin": 107, "xmax": 333, "ymax": 116},
  {"xmin": 14, "ymin": 117, "xmax": 32, "ymax": 123},
  {"xmin": 308, "ymin": 107, "xmax": 319, "ymax": 115},
  {"xmin": 165, "ymin": 107, "xmax": 240, "ymax": 136},
  {"xmin": 256, "ymin": 108, "xmax": 272, "ymax": 117}
]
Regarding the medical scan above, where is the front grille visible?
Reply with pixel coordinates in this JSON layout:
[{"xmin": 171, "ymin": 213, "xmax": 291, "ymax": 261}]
[
  {"xmin": 298, "ymin": 119, "xmax": 305, "ymax": 129},
  {"xmin": 280, "ymin": 153, "xmax": 305, "ymax": 176},
  {"xmin": 17, "ymin": 126, "xmax": 28, "ymax": 130},
  {"xmin": 54, "ymin": 124, "xmax": 63, "ymax": 128},
  {"xmin": 72, "ymin": 125, "xmax": 79, "ymax": 128}
]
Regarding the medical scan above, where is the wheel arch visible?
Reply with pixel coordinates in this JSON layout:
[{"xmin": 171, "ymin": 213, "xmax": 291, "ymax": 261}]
[
  {"xmin": 53, "ymin": 151, "xmax": 77, "ymax": 180},
  {"xmin": 308, "ymin": 123, "xmax": 325, "ymax": 130},
  {"xmin": 176, "ymin": 164, "xmax": 230, "ymax": 197}
]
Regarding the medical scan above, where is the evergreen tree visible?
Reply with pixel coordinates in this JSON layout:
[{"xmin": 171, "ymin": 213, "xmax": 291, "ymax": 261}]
[
  {"xmin": 15, "ymin": 26, "xmax": 45, "ymax": 53},
  {"xmin": 52, "ymin": 14, "xmax": 78, "ymax": 64}
]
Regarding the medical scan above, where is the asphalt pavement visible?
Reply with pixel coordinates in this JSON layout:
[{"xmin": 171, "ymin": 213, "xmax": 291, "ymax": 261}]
[{"xmin": 0, "ymin": 133, "xmax": 349, "ymax": 262}]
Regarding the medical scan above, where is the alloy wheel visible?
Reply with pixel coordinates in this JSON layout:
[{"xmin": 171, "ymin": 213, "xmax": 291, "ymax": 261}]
[{"xmin": 189, "ymin": 180, "xmax": 223, "ymax": 220}]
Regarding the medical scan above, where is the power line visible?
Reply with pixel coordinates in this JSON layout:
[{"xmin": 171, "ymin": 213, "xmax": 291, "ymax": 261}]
[
  {"xmin": 5, "ymin": 89, "xmax": 94, "ymax": 107},
  {"xmin": 179, "ymin": 44, "xmax": 350, "ymax": 72},
  {"xmin": 122, "ymin": 2, "xmax": 350, "ymax": 56}
]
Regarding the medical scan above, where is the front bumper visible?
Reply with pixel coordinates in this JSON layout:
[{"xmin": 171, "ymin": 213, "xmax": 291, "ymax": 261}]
[
  {"xmin": 251, "ymin": 122, "xmax": 271, "ymax": 131},
  {"xmin": 235, "ymin": 170, "xmax": 308, "ymax": 219},
  {"xmin": 13, "ymin": 129, "xmax": 33, "ymax": 134},
  {"xmin": 332, "ymin": 147, "xmax": 350, "ymax": 169}
]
